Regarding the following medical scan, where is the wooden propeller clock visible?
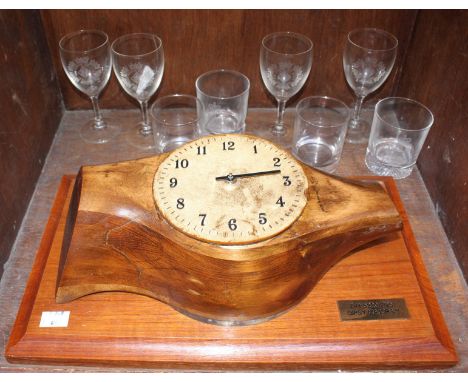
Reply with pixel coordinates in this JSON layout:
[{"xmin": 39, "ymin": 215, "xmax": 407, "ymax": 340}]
[{"xmin": 56, "ymin": 133, "xmax": 402, "ymax": 326}]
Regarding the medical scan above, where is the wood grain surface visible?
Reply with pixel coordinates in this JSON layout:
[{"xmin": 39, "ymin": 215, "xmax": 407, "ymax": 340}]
[
  {"xmin": 54, "ymin": 146, "xmax": 401, "ymax": 324},
  {"xmin": 41, "ymin": 9, "xmax": 417, "ymax": 109},
  {"xmin": 396, "ymin": 10, "xmax": 468, "ymax": 281},
  {"xmin": 0, "ymin": 10, "xmax": 63, "ymax": 279},
  {"xmin": 5, "ymin": 174, "xmax": 456, "ymax": 369}
]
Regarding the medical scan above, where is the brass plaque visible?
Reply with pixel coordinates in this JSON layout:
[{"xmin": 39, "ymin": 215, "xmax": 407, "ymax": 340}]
[{"xmin": 337, "ymin": 299, "xmax": 409, "ymax": 321}]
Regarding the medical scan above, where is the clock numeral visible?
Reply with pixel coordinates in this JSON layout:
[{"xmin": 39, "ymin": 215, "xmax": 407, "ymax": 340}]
[
  {"xmin": 276, "ymin": 196, "xmax": 285, "ymax": 207},
  {"xmin": 223, "ymin": 141, "xmax": 235, "ymax": 151},
  {"xmin": 273, "ymin": 157, "xmax": 281, "ymax": 167},
  {"xmin": 283, "ymin": 176, "xmax": 291, "ymax": 186},
  {"xmin": 175, "ymin": 159, "xmax": 189, "ymax": 168},
  {"xmin": 253, "ymin": 145, "xmax": 258, "ymax": 154},
  {"xmin": 199, "ymin": 213, "xmax": 207, "ymax": 226},
  {"xmin": 228, "ymin": 218, "xmax": 237, "ymax": 231},
  {"xmin": 258, "ymin": 212, "xmax": 267, "ymax": 225},
  {"xmin": 169, "ymin": 177, "xmax": 178, "ymax": 188},
  {"xmin": 176, "ymin": 198, "xmax": 185, "ymax": 209},
  {"xmin": 197, "ymin": 146, "xmax": 206, "ymax": 155}
]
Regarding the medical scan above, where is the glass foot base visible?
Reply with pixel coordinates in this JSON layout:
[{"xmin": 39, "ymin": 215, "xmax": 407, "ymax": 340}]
[
  {"xmin": 345, "ymin": 119, "xmax": 370, "ymax": 144},
  {"xmin": 255, "ymin": 125, "xmax": 293, "ymax": 149},
  {"xmin": 125, "ymin": 123, "xmax": 156, "ymax": 150},
  {"xmin": 80, "ymin": 119, "xmax": 120, "ymax": 144}
]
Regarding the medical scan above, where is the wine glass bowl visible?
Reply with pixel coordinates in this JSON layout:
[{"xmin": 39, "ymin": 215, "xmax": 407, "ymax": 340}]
[
  {"xmin": 111, "ymin": 33, "xmax": 164, "ymax": 150},
  {"xmin": 343, "ymin": 28, "xmax": 398, "ymax": 144},
  {"xmin": 59, "ymin": 30, "xmax": 119, "ymax": 144},
  {"xmin": 259, "ymin": 32, "xmax": 313, "ymax": 148}
]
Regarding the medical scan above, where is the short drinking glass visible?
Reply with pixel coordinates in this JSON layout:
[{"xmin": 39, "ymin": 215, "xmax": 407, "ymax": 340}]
[
  {"xmin": 195, "ymin": 69, "xmax": 250, "ymax": 135},
  {"xmin": 365, "ymin": 97, "xmax": 434, "ymax": 179},
  {"xmin": 151, "ymin": 94, "xmax": 202, "ymax": 153},
  {"xmin": 112, "ymin": 33, "xmax": 164, "ymax": 150},
  {"xmin": 59, "ymin": 30, "xmax": 119, "ymax": 144},
  {"xmin": 292, "ymin": 96, "xmax": 349, "ymax": 173}
]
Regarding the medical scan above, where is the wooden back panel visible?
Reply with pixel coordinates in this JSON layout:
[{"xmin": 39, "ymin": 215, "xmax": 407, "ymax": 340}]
[
  {"xmin": 0, "ymin": 10, "xmax": 63, "ymax": 279},
  {"xmin": 41, "ymin": 9, "xmax": 417, "ymax": 109},
  {"xmin": 396, "ymin": 10, "xmax": 468, "ymax": 281}
]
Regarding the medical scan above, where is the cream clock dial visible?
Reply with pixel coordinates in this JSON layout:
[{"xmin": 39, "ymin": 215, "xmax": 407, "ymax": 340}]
[{"xmin": 152, "ymin": 134, "xmax": 308, "ymax": 245}]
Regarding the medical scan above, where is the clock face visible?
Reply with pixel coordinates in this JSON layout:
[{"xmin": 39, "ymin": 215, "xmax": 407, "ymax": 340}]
[{"xmin": 152, "ymin": 134, "xmax": 308, "ymax": 245}]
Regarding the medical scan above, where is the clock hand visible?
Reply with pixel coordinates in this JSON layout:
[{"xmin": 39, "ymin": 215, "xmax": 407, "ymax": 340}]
[{"xmin": 215, "ymin": 169, "xmax": 281, "ymax": 182}]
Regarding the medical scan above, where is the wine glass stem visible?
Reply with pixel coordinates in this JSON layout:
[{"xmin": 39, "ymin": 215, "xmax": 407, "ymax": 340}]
[
  {"xmin": 350, "ymin": 95, "xmax": 365, "ymax": 128},
  {"xmin": 138, "ymin": 100, "xmax": 152, "ymax": 135},
  {"xmin": 90, "ymin": 96, "xmax": 106, "ymax": 130},
  {"xmin": 274, "ymin": 99, "xmax": 287, "ymax": 132}
]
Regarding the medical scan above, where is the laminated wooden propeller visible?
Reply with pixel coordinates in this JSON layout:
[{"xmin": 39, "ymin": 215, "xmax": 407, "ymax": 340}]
[{"xmin": 56, "ymin": 134, "xmax": 402, "ymax": 325}]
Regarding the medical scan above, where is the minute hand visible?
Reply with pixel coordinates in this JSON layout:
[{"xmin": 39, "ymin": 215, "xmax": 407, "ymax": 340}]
[{"xmin": 215, "ymin": 169, "xmax": 281, "ymax": 181}]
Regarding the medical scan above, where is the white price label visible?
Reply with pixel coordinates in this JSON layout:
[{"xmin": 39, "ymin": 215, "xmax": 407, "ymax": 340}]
[{"xmin": 39, "ymin": 311, "xmax": 70, "ymax": 328}]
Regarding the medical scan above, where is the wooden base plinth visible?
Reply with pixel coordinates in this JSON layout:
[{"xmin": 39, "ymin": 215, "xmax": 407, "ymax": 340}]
[{"xmin": 5, "ymin": 176, "xmax": 457, "ymax": 370}]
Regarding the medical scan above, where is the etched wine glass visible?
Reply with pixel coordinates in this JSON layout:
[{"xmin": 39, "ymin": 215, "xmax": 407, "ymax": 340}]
[
  {"xmin": 260, "ymin": 32, "xmax": 313, "ymax": 148},
  {"xmin": 111, "ymin": 33, "xmax": 164, "ymax": 150},
  {"xmin": 343, "ymin": 28, "xmax": 398, "ymax": 144},
  {"xmin": 59, "ymin": 30, "xmax": 119, "ymax": 144}
]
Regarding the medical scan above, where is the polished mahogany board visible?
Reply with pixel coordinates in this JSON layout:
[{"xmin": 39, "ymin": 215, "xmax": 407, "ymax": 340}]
[{"xmin": 5, "ymin": 176, "xmax": 457, "ymax": 370}]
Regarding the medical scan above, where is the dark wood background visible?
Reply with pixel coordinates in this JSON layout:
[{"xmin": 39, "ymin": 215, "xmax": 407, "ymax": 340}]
[
  {"xmin": 0, "ymin": 9, "xmax": 466, "ymax": 281},
  {"xmin": 396, "ymin": 10, "xmax": 468, "ymax": 279},
  {"xmin": 41, "ymin": 9, "xmax": 417, "ymax": 109},
  {"xmin": 0, "ymin": 10, "xmax": 63, "ymax": 280}
]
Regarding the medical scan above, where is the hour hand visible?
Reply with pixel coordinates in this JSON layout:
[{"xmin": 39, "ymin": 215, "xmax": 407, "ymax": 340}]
[{"xmin": 215, "ymin": 169, "xmax": 281, "ymax": 182}]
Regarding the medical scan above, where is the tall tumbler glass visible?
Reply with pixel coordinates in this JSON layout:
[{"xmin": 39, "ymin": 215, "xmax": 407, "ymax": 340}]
[
  {"xmin": 365, "ymin": 97, "xmax": 434, "ymax": 179},
  {"xmin": 343, "ymin": 28, "xmax": 398, "ymax": 144},
  {"xmin": 292, "ymin": 96, "xmax": 349, "ymax": 173},
  {"xmin": 59, "ymin": 30, "xmax": 119, "ymax": 144},
  {"xmin": 195, "ymin": 69, "xmax": 250, "ymax": 135},
  {"xmin": 112, "ymin": 33, "xmax": 164, "ymax": 150}
]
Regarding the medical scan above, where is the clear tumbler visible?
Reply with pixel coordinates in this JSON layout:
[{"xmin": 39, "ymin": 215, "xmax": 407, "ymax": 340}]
[
  {"xmin": 151, "ymin": 94, "xmax": 202, "ymax": 153},
  {"xmin": 196, "ymin": 69, "xmax": 250, "ymax": 135},
  {"xmin": 365, "ymin": 97, "xmax": 434, "ymax": 179},
  {"xmin": 292, "ymin": 96, "xmax": 349, "ymax": 173}
]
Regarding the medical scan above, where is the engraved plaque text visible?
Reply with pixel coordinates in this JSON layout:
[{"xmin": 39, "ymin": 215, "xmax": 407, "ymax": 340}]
[{"xmin": 337, "ymin": 298, "xmax": 409, "ymax": 321}]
